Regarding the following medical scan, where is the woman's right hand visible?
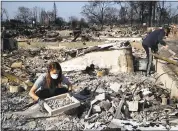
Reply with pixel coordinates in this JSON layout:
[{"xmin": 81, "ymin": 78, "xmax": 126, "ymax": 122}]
[{"xmin": 29, "ymin": 85, "xmax": 39, "ymax": 102}]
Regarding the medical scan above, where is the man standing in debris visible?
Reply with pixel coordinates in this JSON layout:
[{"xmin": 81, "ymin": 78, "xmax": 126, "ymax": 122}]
[
  {"xmin": 142, "ymin": 27, "xmax": 170, "ymax": 76},
  {"xmin": 29, "ymin": 62, "xmax": 72, "ymax": 107}
]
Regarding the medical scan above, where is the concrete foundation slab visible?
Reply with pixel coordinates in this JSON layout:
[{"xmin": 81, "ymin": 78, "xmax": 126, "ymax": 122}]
[
  {"xmin": 61, "ymin": 50, "xmax": 132, "ymax": 73},
  {"xmin": 156, "ymin": 60, "xmax": 178, "ymax": 98}
]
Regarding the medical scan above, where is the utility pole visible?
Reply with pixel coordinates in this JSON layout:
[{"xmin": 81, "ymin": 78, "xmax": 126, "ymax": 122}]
[
  {"xmin": 152, "ymin": 1, "xmax": 156, "ymax": 27},
  {"xmin": 148, "ymin": 1, "xmax": 153, "ymax": 27},
  {"xmin": 53, "ymin": 2, "xmax": 57, "ymax": 24}
]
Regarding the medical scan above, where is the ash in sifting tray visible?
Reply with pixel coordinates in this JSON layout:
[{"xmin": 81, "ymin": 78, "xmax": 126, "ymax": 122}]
[{"xmin": 46, "ymin": 97, "xmax": 74, "ymax": 110}]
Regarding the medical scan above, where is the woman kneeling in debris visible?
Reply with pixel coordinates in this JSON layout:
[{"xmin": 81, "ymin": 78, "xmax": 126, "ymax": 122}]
[{"xmin": 29, "ymin": 62, "xmax": 72, "ymax": 106}]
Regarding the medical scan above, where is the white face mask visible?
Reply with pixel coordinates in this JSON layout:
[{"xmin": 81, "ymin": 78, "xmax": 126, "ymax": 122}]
[{"xmin": 51, "ymin": 74, "xmax": 58, "ymax": 79}]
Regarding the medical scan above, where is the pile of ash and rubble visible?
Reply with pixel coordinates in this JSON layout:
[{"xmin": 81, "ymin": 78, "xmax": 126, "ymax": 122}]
[
  {"xmin": 3, "ymin": 25, "xmax": 147, "ymax": 44},
  {"xmin": 1, "ymin": 42, "xmax": 178, "ymax": 131}
]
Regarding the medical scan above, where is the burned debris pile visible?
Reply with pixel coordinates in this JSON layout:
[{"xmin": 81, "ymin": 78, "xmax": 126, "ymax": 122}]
[
  {"xmin": 1, "ymin": 40, "xmax": 178, "ymax": 130},
  {"xmin": 2, "ymin": 48, "xmax": 178, "ymax": 130},
  {"xmin": 2, "ymin": 69, "xmax": 178, "ymax": 130},
  {"xmin": 43, "ymin": 31, "xmax": 63, "ymax": 42},
  {"xmin": 3, "ymin": 26, "xmax": 147, "ymax": 44}
]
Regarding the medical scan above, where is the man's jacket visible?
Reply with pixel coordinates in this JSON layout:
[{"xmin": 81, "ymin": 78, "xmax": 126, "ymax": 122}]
[{"xmin": 143, "ymin": 29, "xmax": 166, "ymax": 52}]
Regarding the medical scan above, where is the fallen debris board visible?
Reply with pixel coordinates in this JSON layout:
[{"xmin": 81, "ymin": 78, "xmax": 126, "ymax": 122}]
[
  {"xmin": 44, "ymin": 93, "xmax": 80, "ymax": 116},
  {"xmin": 114, "ymin": 95, "xmax": 125, "ymax": 119},
  {"xmin": 83, "ymin": 46, "xmax": 100, "ymax": 54},
  {"xmin": 152, "ymin": 53, "xmax": 178, "ymax": 66}
]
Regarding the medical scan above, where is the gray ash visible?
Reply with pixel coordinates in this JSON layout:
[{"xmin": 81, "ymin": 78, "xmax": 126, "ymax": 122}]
[{"xmin": 46, "ymin": 97, "xmax": 74, "ymax": 109}]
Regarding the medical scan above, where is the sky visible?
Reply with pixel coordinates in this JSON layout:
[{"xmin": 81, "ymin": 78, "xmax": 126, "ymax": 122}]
[
  {"xmin": 2, "ymin": 1, "xmax": 178, "ymax": 21},
  {"xmin": 1, "ymin": 1, "xmax": 88, "ymax": 21}
]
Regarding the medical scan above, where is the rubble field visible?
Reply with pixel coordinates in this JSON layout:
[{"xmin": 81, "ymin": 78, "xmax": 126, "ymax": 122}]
[
  {"xmin": 1, "ymin": 42, "xmax": 178, "ymax": 130},
  {"xmin": 1, "ymin": 26, "xmax": 178, "ymax": 130}
]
